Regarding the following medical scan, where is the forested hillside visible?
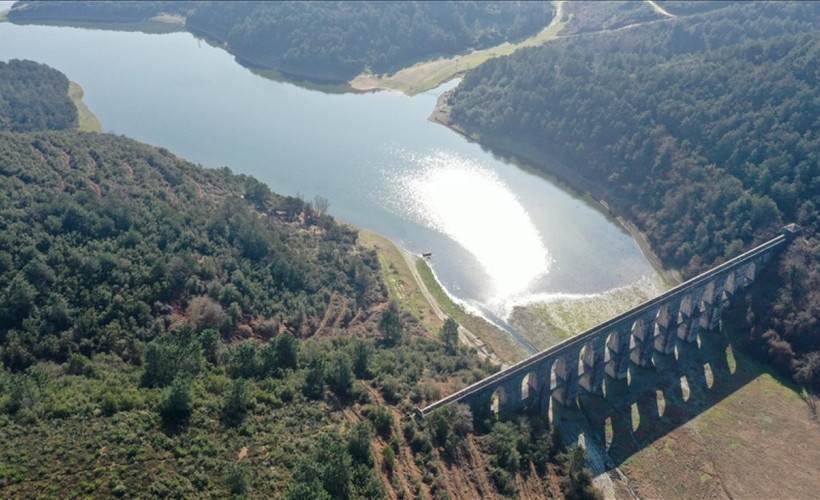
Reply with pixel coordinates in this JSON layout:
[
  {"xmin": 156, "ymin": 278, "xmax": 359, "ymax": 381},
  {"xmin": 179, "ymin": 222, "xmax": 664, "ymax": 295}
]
[
  {"xmin": 0, "ymin": 59, "xmax": 77, "ymax": 132},
  {"xmin": 0, "ymin": 61, "xmax": 596, "ymax": 498},
  {"xmin": 4, "ymin": 1, "xmax": 190, "ymax": 23},
  {"xmin": 447, "ymin": 1, "xmax": 820, "ymax": 388},
  {"xmin": 8, "ymin": 1, "xmax": 554, "ymax": 83},
  {"xmin": 0, "ymin": 131, "xmax": 386, "ymax": 370},
  {"xmin": 558, "ymin": 1, "xmax": 662, "ymax": 35}
]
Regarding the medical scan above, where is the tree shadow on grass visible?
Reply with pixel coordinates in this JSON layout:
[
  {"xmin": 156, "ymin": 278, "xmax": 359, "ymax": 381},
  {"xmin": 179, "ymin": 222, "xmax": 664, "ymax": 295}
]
[{"xmin": 159, "ymin": 413, "xmax": 191, "ymax": 437}]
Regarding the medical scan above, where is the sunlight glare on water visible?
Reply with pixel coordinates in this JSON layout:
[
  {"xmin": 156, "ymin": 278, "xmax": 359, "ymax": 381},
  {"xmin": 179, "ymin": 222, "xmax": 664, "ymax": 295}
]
[{"xmin": 388, "ymin": 150, "xmax": 552, "ymax": 302}]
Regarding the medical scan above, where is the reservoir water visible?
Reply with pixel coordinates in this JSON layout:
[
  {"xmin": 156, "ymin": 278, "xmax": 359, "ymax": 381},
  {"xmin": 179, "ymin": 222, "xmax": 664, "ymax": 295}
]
[{"xmin": 0, "ymin": 14, "xmax": 659, "ymax": 345}]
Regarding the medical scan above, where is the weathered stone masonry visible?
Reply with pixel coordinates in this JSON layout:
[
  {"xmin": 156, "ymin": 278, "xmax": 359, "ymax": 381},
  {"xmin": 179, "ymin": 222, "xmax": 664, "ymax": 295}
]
[{"xmin": 419, "ymin": 224, "xmax": 802, "ymax": 418}]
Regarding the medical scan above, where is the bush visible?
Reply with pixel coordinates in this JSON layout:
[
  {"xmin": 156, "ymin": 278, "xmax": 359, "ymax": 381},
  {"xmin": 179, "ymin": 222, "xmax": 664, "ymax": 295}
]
[
  {"xmin": 378, "ymin": 302, "xmax": 403, "ymax": 346},
  {"xmin": 100, "ymin": 391, "xmax": 121, "ymax": 416},
  {"xmin": 409, "ymin": 430, "xmax": 432, "ymax": 455},
  {"xmin": 228, "ymin": 340, "xmax": 261, "ymax": 379},
  {"xmin": 347, "ymin": 420, "xmax": 374, "ymax": 466},
  {"xmin": 382, "ymin": 446, "xmax": 395, "ymax": 475},
  {"xmin": 159, "ymin": 375, "xmax": 193, "ymax": 427},
  {"xmin": 303, "ymin": 355, "xmax": 326, "ymax": 400},
  {"xmin": 426, "ymin": 407, "xmax": 451, "ymax": 446},
  {"xmin": 66, "ymin": 353, "xmax": 94, "ymax": 377},
  {"xmin": 439, "ymin": 318, "xmax": 459, "ymax": 354},
  {"xmin": 361, "ymin": 405, "xmax": 393, "ymax": 438},
  {"xmin": 351, "ymin": 339, "xmax": 372, "ymax": 379},
  {"xmin": 199, "ymin": 328, "xmax": 226, "ymax": 366},
  {"xmin": 224, "ymin": 463, "xmax": 248, "ymax": 497},
  {"xmin": 377, "ymin": 375, "xmax": 403, "ymax": 404},
  {"xmin": 491, "ymin": 468, "xmax": 517, "ymax": 496},
  {"xmin": 488, "ymin": 421, "xmax": 522, "ymax": 472},
  {"xmin": 223, "ymin": 377, "xmax": 253, "ymax": 427},
  {"xmin": 275, "ymin": 333, "xmax": 299, "ymax": 371},
  {"xmin": 327, "ymin": 352, "xmax": 354, "ymax": 399},
  {"xmin": 187, "ymin": 296, "xmax": 227, "ymax": 332},
  {"xmin": 142, "ymin": 327, "xmax": 203, "ymax": 388}
]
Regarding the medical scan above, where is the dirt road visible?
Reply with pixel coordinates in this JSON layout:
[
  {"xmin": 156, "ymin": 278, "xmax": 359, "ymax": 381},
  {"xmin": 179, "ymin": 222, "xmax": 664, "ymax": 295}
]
[{"xmin": 400, "ymin": 250, "xmax": 504, "ymax": 367}]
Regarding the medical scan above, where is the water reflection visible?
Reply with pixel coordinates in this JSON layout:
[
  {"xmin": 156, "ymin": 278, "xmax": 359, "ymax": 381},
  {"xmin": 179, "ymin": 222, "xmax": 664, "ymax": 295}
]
[
  {"xmin": 0, "ymin": 19, "xmax": 662, "ymax": 347},
  {"xmin": 387, "ymin": 149, "xmax": 551, "ymax": 306}
]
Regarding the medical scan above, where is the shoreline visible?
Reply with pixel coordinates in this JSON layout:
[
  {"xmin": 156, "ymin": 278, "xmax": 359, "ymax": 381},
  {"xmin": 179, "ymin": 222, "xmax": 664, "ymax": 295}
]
[
  {"xmin": 349, "ymin": 1, "xmax": 567, "ymax": 96},
  {"xmin": 68, "ymin": 81, "xmax": 102, "ymax": 133},
  {"xmin": 356, "ymin": 228, "xmax": 526, "ymax": 365},
  {"xmin": 429, "ymin": 88, "xmax": 681, "ymax": 288}
]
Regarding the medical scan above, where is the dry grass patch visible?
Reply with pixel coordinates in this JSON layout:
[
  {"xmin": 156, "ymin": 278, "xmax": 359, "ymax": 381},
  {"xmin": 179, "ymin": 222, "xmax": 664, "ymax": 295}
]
[
  {"xmin": 586, "ymin": 335, "xmax": 820, "ymax": 500},
  {"xmin": 68, "ymin": 81, "xmax": 102, "ymax": 132}
]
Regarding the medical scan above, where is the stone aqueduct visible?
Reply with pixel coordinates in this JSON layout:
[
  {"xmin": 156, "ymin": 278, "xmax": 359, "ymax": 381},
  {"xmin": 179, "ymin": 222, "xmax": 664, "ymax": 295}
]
[{"xmin": 419, "ymin": 224, "xmax": 802, "ymax": 418}]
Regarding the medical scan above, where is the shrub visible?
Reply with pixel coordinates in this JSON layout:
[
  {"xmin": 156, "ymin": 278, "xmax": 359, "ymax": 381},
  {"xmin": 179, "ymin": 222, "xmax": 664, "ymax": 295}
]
[
  {"xmin": 223, "ymin": 377, "xmax": 253, "ymax": 427},
  {"xmin": 327, "ymin": 352, "xmax": 354, "ymax": 399},
  {"xmin": 377, "ymin": 375, "xmax": 402, "ymax": 404},
  {"xmin": 224, "ymin": 463, "xmax": 248, "ymax": 497},
  {"xmin": 142, "ymin": 327, "xmax": 203, "ymax": 388},
  {"xmin": 199, "ymin": 328, "xmax": 226, "ymax": 366},
  {"xmin": 491, "ymin": 468, "xmax": 517, "ymax": 496},
  {"xmin": 350, "ymin": 339, "xmax": 372, "ymax": 379},
  {"xmin": 347, "ymin": 421, "xmax": 374, "ymax": 466},
  {"xmin": 382, "ymin": 446, "xmax": 395, "ymax": 475},
  {"xmin": 228, "ymin": 340, "xmax": 261, "ymax": 379},
  {"xmin": 66, "ymin": 353, "xmax": 94, "ymax": 377},
  {"xmin": 187, "ymin": 296, "xmax": 226, "ymax": 332},
  {"xmin": 159, "ymin": 375, "xmax": 193, "ymax": 427},
  {"xmin": 361, "ymin": 405, "xmax": 393, "ymax": 438},
  {"xmin": 409, "ymin": 430, "xmax": 432, "ymax": 455},
  {"xmin": 303, "ymin": 355, "xmax": 326, "ymax": 400},
  {"xmin": 378, "ymin": 302, "xmax": 403, "ymax": 345}
]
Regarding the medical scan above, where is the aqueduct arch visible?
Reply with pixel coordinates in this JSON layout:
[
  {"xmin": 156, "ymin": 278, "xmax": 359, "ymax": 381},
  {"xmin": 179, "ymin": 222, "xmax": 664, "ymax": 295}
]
[{"xmin": 419, "ymin": 225, "xmax": 801, "ymax": 418}]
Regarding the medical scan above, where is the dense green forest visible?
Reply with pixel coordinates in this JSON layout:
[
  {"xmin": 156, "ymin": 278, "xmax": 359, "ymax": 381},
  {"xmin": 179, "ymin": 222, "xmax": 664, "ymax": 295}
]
[
  {"xmin": 558, "ymin": 1, "xmax": 663, "ymax": 35},
  {"xmin": 0, "ymin": 61, "xmax": 596, "ymax": 497},
  {"xmin": 447, "ymin": 1, "xmax": 820, "ymax": 388},
  {"xmin": 0, "ymin": 59, "xmax": 77, "ymax": 132},
  {"xmin": 0, "ymin": 130, "xmax": 386, "ymax": 370},
  {"xmin": 8, "ymin": 1, "xmax": 555, "ymax": 83}
]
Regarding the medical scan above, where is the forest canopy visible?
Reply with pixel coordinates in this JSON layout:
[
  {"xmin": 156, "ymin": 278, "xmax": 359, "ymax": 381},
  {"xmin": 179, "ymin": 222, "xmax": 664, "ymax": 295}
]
[
  {"xmin": 0, "ymin": 59, "xmax": 78, "ymax": 132},
  {"xmin": 0, "ymin": 129, "xmax": 388, "ymax": 370},
  {"xmin": 446, "ymin": 1, "xmax": 820, "ymax": 388},
  {"xmin": 8, "ymin": 1, "xmax": 555, "ymax": 83}
]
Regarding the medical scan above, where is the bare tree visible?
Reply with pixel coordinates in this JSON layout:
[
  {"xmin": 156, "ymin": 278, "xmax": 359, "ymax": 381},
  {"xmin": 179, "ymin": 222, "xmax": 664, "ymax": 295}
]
[{"xmin": 313, "ymin": 195, "xmax": 330, "ymax": 217}]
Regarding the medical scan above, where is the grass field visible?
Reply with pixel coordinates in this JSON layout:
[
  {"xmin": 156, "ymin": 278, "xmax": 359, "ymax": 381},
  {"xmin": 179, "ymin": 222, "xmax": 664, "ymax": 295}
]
[{"xmin": 68, "ymin": 81, "xmax": 102, "ymax": 133}]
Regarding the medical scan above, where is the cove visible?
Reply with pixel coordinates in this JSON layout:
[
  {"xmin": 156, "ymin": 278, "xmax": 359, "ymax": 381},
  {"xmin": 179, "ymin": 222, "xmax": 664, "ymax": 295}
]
[{"xmin": 0, "ymin": 19, "xmax": 660, "ymax": 346}]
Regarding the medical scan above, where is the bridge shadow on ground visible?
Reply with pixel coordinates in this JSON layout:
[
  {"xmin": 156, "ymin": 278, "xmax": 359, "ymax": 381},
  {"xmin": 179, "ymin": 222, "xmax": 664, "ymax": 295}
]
[{"xmin": 550, "ymin": 326, "xmax": 769, "ymax": 471}]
